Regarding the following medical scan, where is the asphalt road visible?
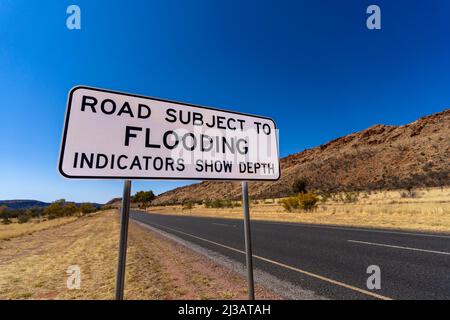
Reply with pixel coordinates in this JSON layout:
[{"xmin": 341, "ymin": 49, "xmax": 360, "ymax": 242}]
[{"xmin": 130, "ymin": 211, "xmax": 450, "ymax": 300}]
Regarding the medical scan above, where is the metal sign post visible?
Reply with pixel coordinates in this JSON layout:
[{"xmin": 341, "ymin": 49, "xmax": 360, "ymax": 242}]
[
  {"xmin": 115, "ymin": 180, "xmax": 132, "ymax": 300},
  {"xmin": 242, "ymin": 181, "xmax": 255, "ymax": 300}
]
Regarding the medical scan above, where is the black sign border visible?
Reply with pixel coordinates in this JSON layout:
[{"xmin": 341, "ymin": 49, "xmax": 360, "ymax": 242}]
[{"xmin": 59, "ymin": 85, "xmax": 281, "ymax": 181}]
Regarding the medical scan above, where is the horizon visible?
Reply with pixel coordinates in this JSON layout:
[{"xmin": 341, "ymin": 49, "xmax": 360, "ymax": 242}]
[{"xmin": 1, "ymin": 1, "xmax": 449, "ymax": 203}]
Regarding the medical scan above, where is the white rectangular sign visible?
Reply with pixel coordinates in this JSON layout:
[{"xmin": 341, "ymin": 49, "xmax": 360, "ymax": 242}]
[{"xmin": 59, "ymin": 86, "xmax": 280, "ymax": 181}]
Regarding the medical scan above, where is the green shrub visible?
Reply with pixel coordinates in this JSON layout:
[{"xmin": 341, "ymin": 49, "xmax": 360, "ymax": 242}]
[
  {"xmin": 401, "ymin": 186, "xmax": 417, "ymax": 198},
  {"xmin": 17, "ymin": 214, "xmax": 31, "ymax": 224},
  {"xmin": 343, "ymin": 192, "xmax": 359, "ymax": 203},
  {"xmin": 182, "ymin": 201, "xmax": 194, "ymax": 210},
  {"xmin": 280, "ymin": 197, "xmax": 299, "ymax": 212},
  {"xmin": 318, "ymin": 191, "xmax": 331, "ymax": 202},
  {"xmin": 292, "ymin": 178, "xmax": 308, "ymax": 194},
  {"xmin": 29, "ymin": 207, "xmax": 44, "ymax": 218},
  {"xmin": 0, "ymin": 205, "xmax": 11, "ymax": 220},
  {"xmin": 79, "ymin": 203, "xmax": 96, "ymax": 214},
  {"xmin": 298, "ymin": 192, "xmax": 319, "ymax": 212},
  {"xmin": 44, "ymin": 202, "xmax": 64, "ymax": 218},
  {"xmin": 63, "ymin": 203, "xmax": 79, "ymax": 216},
  {"xmin": 204, "ymin": 199, "xmax": 236, "ymax": 208}
]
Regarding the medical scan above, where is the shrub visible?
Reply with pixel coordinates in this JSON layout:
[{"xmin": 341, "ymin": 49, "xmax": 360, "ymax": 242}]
[
  {"xmin": 292, "ymin": 178, "xmax": 308, "ymax": 194},
  {"xmin": 281, "ymin": 197, "xmax": 299, "ymax": 212},
  {"xmin": 44, "ymin": 202, "xmax": 64, "ymax": 218},
  {"xmin": 401, "ymin": 186, "xmax": 417, "ymax": 198},
  {"xmin": 0, "ymin": 205, "xmax": 12, "ymax": 220},
  {"xmin": 339, "ymin": 192, "xmax": 359, "ymax": 203},
  {"xmin": 298, "ymin": 192, "xmax": 319, "ymax": 212},
  {"xmin": 318, "ymin": 191, "xmax": 331, "ymax": 202},
  {"xmin": 63, "ymin": 203, "xmax": 79, "ymax": 216},
  {"xmin": 17, "ymin": 214, "xmax": 31, "ymax": 224},
  {"xmin": 182, "ymin": 201, "xmax": 194, "ymax": 210},
  {"xmin": 204, "ymin": 200, "xmax": 212, "ymax": 208},
  {"xmin": 29, "ymin": 207, "xmax": 44, "ymax": 218},
  {"xmin": 204, "ymin": 200, "xmax": 213, "ymax": 208},
  {"xmin": 80, "ymin": 203, "xmax": 96, "ymax": 214},
  {"xmin": 2, "ymin": 217, "xmax": 12, "ymax": 225},
  {"xmin": 204, "ymin": 199, "xmax": 236, "ymax": 208}
]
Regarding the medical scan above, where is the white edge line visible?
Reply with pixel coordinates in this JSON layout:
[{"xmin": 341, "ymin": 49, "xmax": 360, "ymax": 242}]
[{"xmin": 348, "ymin": 240, "xmax": 450, "ymax": 256}]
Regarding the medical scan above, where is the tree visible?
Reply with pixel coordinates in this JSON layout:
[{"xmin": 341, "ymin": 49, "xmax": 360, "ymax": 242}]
[
  {"xmin": 63, "ymin": 203, "xmax": 79, "ymax": 216},
  {"xmin": 0, "ymin": 205, "xmax": 11, "ymax": 224},
  {"xmin": 79, "ymin": 203, "xmax": 96, "ymax": 214},
  {"xmin": 44, "ymin": 201, "xmax": 64, "ymax": 218},
  {"xmin": 0, "ymin": 205, "xmax": 8, "ymax": 218},
  {"xmin": 132, "ymin": 191, "xmax": 155, "ymax": 209},
  {"xmin": 292, "ymin": 178, "xmax": 308, "ymax": 194},
  {"xmin": 29, "ymin": 207, "xmax": 44, "ymax": 218}
]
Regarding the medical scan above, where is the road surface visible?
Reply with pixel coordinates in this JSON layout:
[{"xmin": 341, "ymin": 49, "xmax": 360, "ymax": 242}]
[{"xmin": 130, "ymin": 211, "xmax": 450, "ymax": 300}]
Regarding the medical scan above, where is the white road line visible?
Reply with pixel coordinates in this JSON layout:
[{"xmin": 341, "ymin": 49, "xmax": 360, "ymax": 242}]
[
  {"xmin": 348, "ymin": 240, "xmax": 450, "ymax": 256},
  {"xmin": 137, "ymin": 211, "xmax": 450, "ymax": 239},
  {"xmin": 140, "ymin": 219, "xmax": 392, "ymax": 300},
  {"xmin": 212, "ymin": 223, "xmax": 230, "ymax": 227},
  {"xmin": 253, "ymin": 220, "xmax": 450, "ymax": 239}
]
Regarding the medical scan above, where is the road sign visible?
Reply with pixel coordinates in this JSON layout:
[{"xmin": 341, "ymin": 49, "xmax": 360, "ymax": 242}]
[
  {"xmin": 59, "ymin": 86, "xmax": 277, "ymax": 300},
  {"xmin": 59, "ymin": 86, "xmax": 280, "ymax": 181}
]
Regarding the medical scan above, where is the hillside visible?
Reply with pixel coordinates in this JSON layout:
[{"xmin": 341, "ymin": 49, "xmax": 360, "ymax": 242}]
[
  {"xmin": 153, "ymin": 109, "xmax": 450, "ymax": 205},
  {"xmin": 0, "ymin": 200, "xmax": 103, "ymax": 210},
  {"xmin": 0, "ymin": 200, "xmax": 50, "ymax": 209}
]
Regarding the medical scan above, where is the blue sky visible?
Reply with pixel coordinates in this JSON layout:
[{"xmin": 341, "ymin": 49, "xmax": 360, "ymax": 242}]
[{"xmin": 1, "ymin": 0, "xmax": 449, "ymax": 203}]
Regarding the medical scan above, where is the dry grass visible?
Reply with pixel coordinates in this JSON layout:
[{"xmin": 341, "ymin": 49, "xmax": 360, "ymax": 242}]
[
  {"xmin": 0, "ymin": 216, "xmax": 78, "ymax": 240},
  {"xmin": 0, "ymin": 210, "xmax": 278, "ymax": 300},
  {"xmin": 148, "ymin": 187, "xmax": 450, "ymax": 233}
]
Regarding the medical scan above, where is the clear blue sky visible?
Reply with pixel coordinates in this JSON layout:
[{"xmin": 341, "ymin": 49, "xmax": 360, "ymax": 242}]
[{"xmin": 1, "ymin": 1, "xmax": 449, "ymax": 203}]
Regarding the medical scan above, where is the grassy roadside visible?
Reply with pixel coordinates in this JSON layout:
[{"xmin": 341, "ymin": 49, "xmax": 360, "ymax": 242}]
[
  {"xmin": 148, "ymin": 187, "xmax": 450, "ymax": 233},
  {"xmin": 0, "ymin": 210, "xmax": 278, "ymax": 300},
  {"xmin": 0, "ymin": 216, "xmax": 79, "ymax": 240}
]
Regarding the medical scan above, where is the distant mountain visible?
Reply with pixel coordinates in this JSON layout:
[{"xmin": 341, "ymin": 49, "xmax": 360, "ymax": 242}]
[
  {"xmin": 0, "ymin": 200, "xmax": 50, "ymax": 209},
  {"xmin": 0, "ymin": 200, "xmax": 103, "ymax": 210},
  {"xmin": 153, "ymin": 109, "xmax": 450, "ymax": 205},
  {"xmin": 105, "ymin": 197, "xmax": 122, "ymax": 206}
]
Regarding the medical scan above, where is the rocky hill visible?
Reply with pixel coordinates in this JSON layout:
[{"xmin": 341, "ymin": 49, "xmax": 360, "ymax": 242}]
[{"xmin": 153, "ymin": 110, "xmax": 450, "ymax": 205}]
